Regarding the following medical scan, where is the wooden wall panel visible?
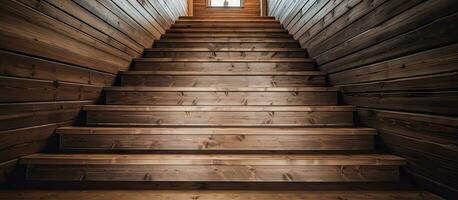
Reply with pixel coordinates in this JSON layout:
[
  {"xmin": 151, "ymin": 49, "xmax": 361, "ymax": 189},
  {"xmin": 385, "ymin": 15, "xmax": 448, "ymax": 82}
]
[
  {"xmin": 0, "ymin": 0, "xmax": 187, "ymax": 183},
  {"xmin": 194, "ymin": 0, "xmax": 260, "ymax": 16},
  {"xmin": 269, "ymin": 0, "xmax": 458, "ymax": 198}
]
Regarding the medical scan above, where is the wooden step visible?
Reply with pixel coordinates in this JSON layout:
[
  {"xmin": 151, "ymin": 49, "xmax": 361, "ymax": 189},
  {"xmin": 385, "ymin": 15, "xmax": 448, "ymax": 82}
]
[
  {"xmin": 0, "ymin": 190, "xmax": 443, "ymax": 200},
  {"xmin": 131, "ymin": 60, "xmax": 316, "ymax": 72},
  {"xmin": 132, "ymin": 58, "xmax": 316, "ymax": 71},
  {"xmin": 179, "ymin": 16, "xmax": 276, "ymax": 19},
  {"xmin": 20, "ymin": 153, "xmax": 405, "ymax": 182},
  {"xmin": 154, "ymin": 39, "xmax": 299, "ymax": 48},
  {"xmin": 172, "ymin": 23, "xmax": 283, "ymax": 28},
  {"xmin": 104, "ymin": 87, "xmax": 339, "ymax": 106},
  {"xmin": 57, "ymin": 127, "xmax": 376, "ymax": 151},
  {"xmin": 143, "ymin": 48, "xmax": 307, "ymax": 58},
  {"xmin": 167, "ymin": 28, "xmax": 288, "ymax": 33},
  {"xmin": 120, "ymin": 71, "xmax": 326, "ymax": 87},
  {"xmin": 176, "ymin": 19, "xmax": 280, "ymax": 23},
  {"xmin": 162, "ymin": 33, "xmax": 293, "ymax": 38},
  {"xmin": 156, "ymin": 38, "xmax": 297, "ymax": 42},
  {"xmin": 0, "ymin": 190, "xmax": 444, "ymax": 200},
  {"xmin": 83, "ymin": 105, "xmax": 355, "ymax": 127}
]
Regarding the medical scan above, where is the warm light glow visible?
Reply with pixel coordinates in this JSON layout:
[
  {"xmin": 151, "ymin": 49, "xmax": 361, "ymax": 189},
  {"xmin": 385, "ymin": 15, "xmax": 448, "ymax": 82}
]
[{"xmin": 209, "ymin": 0, "xmax": 243, "ymax": 7}]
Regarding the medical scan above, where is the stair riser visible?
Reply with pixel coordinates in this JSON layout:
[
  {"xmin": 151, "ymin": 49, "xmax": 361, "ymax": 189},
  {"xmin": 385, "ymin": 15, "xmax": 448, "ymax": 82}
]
[
  {"xmin": 143, "ymin": 51, "xmax": 307, "ymax": 58},
  {"xmin": 162, "ymin": 33, "xmax": 293, "ymax": 38},
  {"xmin": 59, "ymin": 134, "xmax": 374, "ymax": 151},
  {"xmin": 174, "ymin": 19, "xmax": 282, "ymax": 24},
  {"xmin": 132, "ymin": 62, "xmax": 315, "ymax": 71},
  {"xmin": 172, "ymin": 24, "xmax": 283, "ymax": 28},
  {"xmin": 167, "ymin": 29, "xmax": 288, "ymax": 33},
  {"xmin": 85, "ymin": 111, "xmax": 354, "ymax": 127},
  {"xmin": 25, "ymin": 165, "xmax": 399, "ymax": 182},
  {"xmin": 105, "ymin": 91, "xmax": 338, "ymax": 106},
  {"xmin": 154, "ymin": 42, "xmax": 299, "ymax": 48},
  {"xmin": 179, "ymin": 16, "xmax": 276, "ymax": 19},
  {"xmin": 175, "ymin": 21, "xmax": 280, "ymax": 24},
  {"xmin": 120, "ymin": 75, "xmax": 326, "ymax": 87}
]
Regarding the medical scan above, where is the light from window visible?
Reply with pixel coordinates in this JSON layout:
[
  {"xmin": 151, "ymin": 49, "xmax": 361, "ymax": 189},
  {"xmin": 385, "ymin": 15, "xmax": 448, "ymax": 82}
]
[{"xmin": 209, "ymin": 0, "xmax": 243, "ymax": 7}]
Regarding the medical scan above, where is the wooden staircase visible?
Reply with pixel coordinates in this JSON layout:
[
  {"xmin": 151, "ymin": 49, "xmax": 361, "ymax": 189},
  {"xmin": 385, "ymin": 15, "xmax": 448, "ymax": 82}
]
[{"xmin": 20, "ymin": 16, "xmax": 407, "ymax": 184}]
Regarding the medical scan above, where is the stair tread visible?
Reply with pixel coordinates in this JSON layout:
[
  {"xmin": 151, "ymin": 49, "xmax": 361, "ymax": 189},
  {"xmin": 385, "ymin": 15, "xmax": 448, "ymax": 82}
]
[
  {"xmin": 133, "ymin": 58, "xmax": 313, "ymax": 62},
  {"xmin": 104, "ymin": 86, "xmax": 338, "ymax": 92},
  {"xmin": 144, "ymin": 48, "xmax": 305, "ymax": 52},
  {"xmin": 0, "ymin": 190, "xmax": 443, "ymax": 200},
  {"xmin": 20, "ymin": 153, "xmax": 406, "ymax": 165},
  {"xmin": 56, "ymin": 127, "xmax": 377, "ymax": 135},
  {"xmin": 83, "ymin": 105, "xmax": 355, "ymax": 112}
]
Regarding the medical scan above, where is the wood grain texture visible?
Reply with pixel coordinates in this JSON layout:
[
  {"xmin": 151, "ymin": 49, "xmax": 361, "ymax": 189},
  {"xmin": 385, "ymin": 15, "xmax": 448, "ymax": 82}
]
[
  {"xmin": 84, "ymin": 105, "xmax": 355, "ymax": 127},
  {"xmin": 104, "ymin": 87, "xmax": 338, "ymax": 106},
  {"xmin": 58, "ymin": 127, "xmax": 375, "ymax": 151},
  {"xmin": 0, "ymin": 122, "xmax": 69, "ymax": 162},
  {"xmin": 0, "ymin": 190, "xmax": 443, "ymax": 200},
  {"xmin": 10, "ymin": 5, "xmax": 414, "ymax": 192},
  {"xmin": 21, "ymin": 153, "xmax": 404, "ymax": 182},
  {"xmin": 120, "ymin": 71, "xmax": 326, "ymax": 87},
  {"xmin": 0, "ymin": 0, "xmax": 187, "ymax": 183},
  {"xmin": 269, "ymin": 0, "xmax": 458, "ymax": 197}
]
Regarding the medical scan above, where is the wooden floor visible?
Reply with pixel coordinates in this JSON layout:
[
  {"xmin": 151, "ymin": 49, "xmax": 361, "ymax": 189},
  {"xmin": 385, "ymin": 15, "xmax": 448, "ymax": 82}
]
[{"xmin": 0, "ymin": 190, "xmax": 443, "ymax": 200}]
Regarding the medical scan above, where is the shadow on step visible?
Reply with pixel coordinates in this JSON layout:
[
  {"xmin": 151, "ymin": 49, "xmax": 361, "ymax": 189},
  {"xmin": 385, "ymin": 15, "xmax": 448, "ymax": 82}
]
[
  {"xmin": 57, "ymin": 150, "xmax": 382, "ymax": 154},
  {"xmin": 10, "ymin": 181, "xmax": 417, "ymax": 191}
]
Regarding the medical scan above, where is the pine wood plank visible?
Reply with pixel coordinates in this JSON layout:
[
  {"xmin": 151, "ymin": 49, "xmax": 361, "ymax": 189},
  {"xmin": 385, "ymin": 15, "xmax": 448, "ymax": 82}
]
[
  {"xmin": 0, "ymin": 101, "xmax": 93, "ymax": 130},
  {"xmin": 104, "ymin": 87, "xmax": 338, "ymax": 106},
  {"xmin": 0, "ymin": 190, "xmax": 443, "ymax": 200},
  {"xmin": 0, "ymin": 50, "xmax": 115, "ymax": 86},
  {"xmin": 120, "ymin": 72, "xmax": 326, "ymax": 87},
  {"xmin": 56, "ymin": 127, "xmax": 376, "ymax": 135},
  {"xmin": 84, "ymin": 105, "xmax": 355, "ymax": 127},
  {"xmin": 0, "ymin": 76, "xmax": 102, "ymax": 103},
  {"xmin": 20, "ymin": 153, "xmax": 404, "ymax": 182},
  {"xmin": 133, "ymin": 61, "xmax": 315, "ymax": 71},
  {"xmin": 58, "ymin": 127, "xmax": 375, "ymax": 151},
  {"xmin": 162, "ymin": 33, "xmax": 292, "ymax": 38}
]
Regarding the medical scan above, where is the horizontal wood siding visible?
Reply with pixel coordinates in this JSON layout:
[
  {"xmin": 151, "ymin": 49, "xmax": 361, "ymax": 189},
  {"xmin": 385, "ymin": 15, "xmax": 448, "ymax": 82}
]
[
  {"xmin": 268, "ymin": 0, "xmax": 458, "ymax": 198},
  {"xmin": 194, "ymin": 0, "xmax": 260, "ymax": 16},
  {"xmin": 0, "ymin": 0, "xmax": 187, "ymax": 183}
]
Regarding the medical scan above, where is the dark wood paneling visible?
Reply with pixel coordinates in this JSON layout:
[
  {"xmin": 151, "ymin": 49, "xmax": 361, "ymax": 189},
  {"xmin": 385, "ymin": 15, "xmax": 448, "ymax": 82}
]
[
  {"xmin": 0, "ymin": 0, "xmax": 187, "ymax": 183},
  {"xmin": 269, "ymin": 0, "xmax": 458, "ymax": 197},
  {"xmin": 0, "ymin": 122, "xmax": 72, "ymax": 162},
  {"xmin": 0, "ymin": 159, "xmax": 17, "ymax": 183},
  {"xmin": 357, "ymin": 108, "xmax": 458, "ymax": 195},
  {"xmin": 0, "ymin": 101, "xmax": 92, "ymax": 131},
  {"xmin": 0, "ymin": 50, "xmax": 115, "ymax": 86},
  {"xmin": 0, "ymin": 76, "xmax": 102, "ymax": 103},
  {"xmin": 194, "ymin": 0, "xmax": 260, "ymax": 16}
]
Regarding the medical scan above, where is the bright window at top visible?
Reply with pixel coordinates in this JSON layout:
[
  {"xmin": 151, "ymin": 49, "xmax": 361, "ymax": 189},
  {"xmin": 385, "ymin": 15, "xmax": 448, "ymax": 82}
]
[{"xmin": 208, "ymin": 0, "xmax": 244, "ymax": 7}]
